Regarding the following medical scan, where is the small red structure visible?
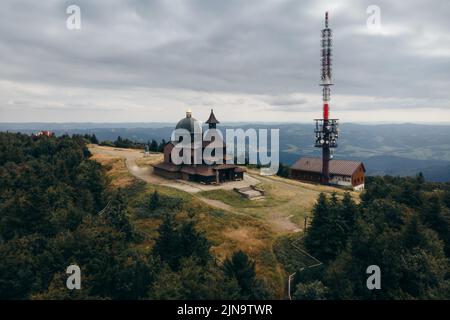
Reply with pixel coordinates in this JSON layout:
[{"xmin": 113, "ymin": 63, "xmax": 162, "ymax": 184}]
[{"xmin": 33, "ymin": 130, "xmax": 54, "ymax": 138}]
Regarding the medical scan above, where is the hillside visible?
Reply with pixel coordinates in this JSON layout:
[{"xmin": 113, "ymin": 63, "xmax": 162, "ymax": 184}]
[
  {"xmin": 2, "ymin": 133, "xmax": 448, "ymax": 300},
  {"xmin": 89, "ymin": 145, "xmax": 355, "ymax": 297},
  {"xmin": 1, "ymin": 133, "xmax": 335, "ymax": 299}
]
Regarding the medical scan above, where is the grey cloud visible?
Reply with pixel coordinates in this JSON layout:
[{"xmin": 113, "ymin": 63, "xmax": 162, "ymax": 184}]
[{"xmin": 0, "ymin": 0, "xmax": 449, "ymax": 122}]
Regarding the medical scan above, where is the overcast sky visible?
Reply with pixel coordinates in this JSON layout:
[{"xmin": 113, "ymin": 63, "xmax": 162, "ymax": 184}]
[{"xmin": 0, "ymin": 0, "xmax": 449, "ymax": 123}]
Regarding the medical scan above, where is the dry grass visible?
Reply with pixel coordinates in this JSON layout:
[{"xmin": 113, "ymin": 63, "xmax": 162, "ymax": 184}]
[
  {"xmin": 133, "ymin": 218, "xmax": 162, "ymax": 253},
  {"xmin": 195, "ymin": 206, "xmax": 284, "ymax": 297},
  {"xmin": 135, "ymin": 154, "xmax": 164, "ymax": 167},
  {"xmin": 122, "ymin": 181, "xmax": 285, "ymax": 297},
  {"xmin": 222, "ymin": 227, "xmax": 266, "ymax": 255},
  {"xmin": 90, "ymin": 153, "xmax": 137, "ymax": 189},
  {"xmin": 198, "ymin": 171, "xmax": 347, "ymax": 233}
]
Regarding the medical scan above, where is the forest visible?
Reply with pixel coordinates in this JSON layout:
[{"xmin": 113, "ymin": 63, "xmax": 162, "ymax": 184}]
[
  {"xmin": 0, "ymin": 132, "xmax": 449, "ymax": 299},
  {"xmin": 0, "ymin": 132, "xmax": 267, "ymax": 299},
  {"xmin": 293, "ymin": 175, "xmax": 450, "ymax": 299}
]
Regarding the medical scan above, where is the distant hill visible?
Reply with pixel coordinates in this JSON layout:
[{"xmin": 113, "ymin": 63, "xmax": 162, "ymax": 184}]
[
  {"xmin": 361, "ymin": 155, "xmax": 450, "ymax": 182},
  {"xmin": 2, "ymin": 122, "xmax": 450, "ymax": 182}
]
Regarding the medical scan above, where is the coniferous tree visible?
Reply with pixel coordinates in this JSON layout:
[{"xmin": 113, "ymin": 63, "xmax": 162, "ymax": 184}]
[
  {"xmin": 150, "ymin": 139, "xmax": 159, "ymax": 152},
  {"xmin": 403, "ymin": 216, "xmax": 426, "ymax": 249},
  {"xmin": 416, "ymin": 172, "xmax": 425, "ymax": 184},
  {"xmin": 149, "ymin": 190, "xmax": 160, "ymax": 210},
  {"xmin": 396, "ymin": 182, "xmax": 423, "ymax": 208},
  {"xmin": 153, "ymin": 215, "xmax": 179, "ymax": 268},
  {"xmin": 106, "ymin": 191, "xmax": 134, "ymax": 240},
  {"xmin": 304, "ymin": 193, "xmax": 330, "ymax": 259},
  {"xmin": 421, "ymin": 195, "xmax": 450, "ymax": 256},
  {"xmin": 150, "ymin": 257, "xmax": 240, "ymax": 300},
  {"xmin": 276, "ymin": 163, "xmax": 290, "ymax": 178},
  {"xmin": 443, "ymin": 190, "xmax": 450, "ymax": 209},
  {"xmin": 360, "ymin": 177, "xmax": 390, "ymax": 203},
  {"xmin": 179, "ymin": 222, "xmax": 211, "ymax": 265},
  {"xmin": 91, "ymin": 134, "xmax": 99, "ymax": 144},
  {"xmin": 158, "ymin": 139, "xmax": 166, "ymax": 152},
  {"xmin": 153, "ymin": 216, "xmax": 211, "ymax": 270},
  {"xmin": 341, "ymin": 192, "xmax": 358, "ymax": 231},
  {"xmin": 223, "ymin": 250, "xmax": 256, "ymax": 298},
  {"xmin": 304, "ymin": 193, "xmax": 348, "ymax": 262},
  {"xmin": 294, "ymin": 280, "xmax": 328, "ymax": 300}
]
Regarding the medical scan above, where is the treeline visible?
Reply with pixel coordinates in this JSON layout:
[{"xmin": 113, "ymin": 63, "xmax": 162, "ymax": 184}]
[
  {"xmin": 83, "ymin": 133, "xmax": 166, "ymax": 152},
  {"xmin": 293, "ymin": 175, "xmax": 450, "ymax": 299},
  {"xmin": 0, "ymin": 132, "xmax": 269, "ymax": 299},
  {"xmin": 0, "ymin": 132, "xmax": 143, "ymax": 299}
]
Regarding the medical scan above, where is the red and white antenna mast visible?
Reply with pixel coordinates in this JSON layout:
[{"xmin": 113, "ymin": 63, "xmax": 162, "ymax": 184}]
[
  {"xmin": 315, "ymin": 12, "xmax": 339, "ymax": 184},
  {"xmin": 321, "ymin": 11, "xmax": 332, "ymax": 120}
]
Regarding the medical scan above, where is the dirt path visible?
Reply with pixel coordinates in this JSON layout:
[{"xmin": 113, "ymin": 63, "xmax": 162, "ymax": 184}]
[
  {"xmin": 90, "ymin": 145, "xmax": 261, "ymax": 191},
  {"xmin": 89, "ymin": 145, "xmax": 328, "ymax": 234},
  {"xmin": 89, "ymin": 145, "xmax": 250, "ymax": 213}
]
